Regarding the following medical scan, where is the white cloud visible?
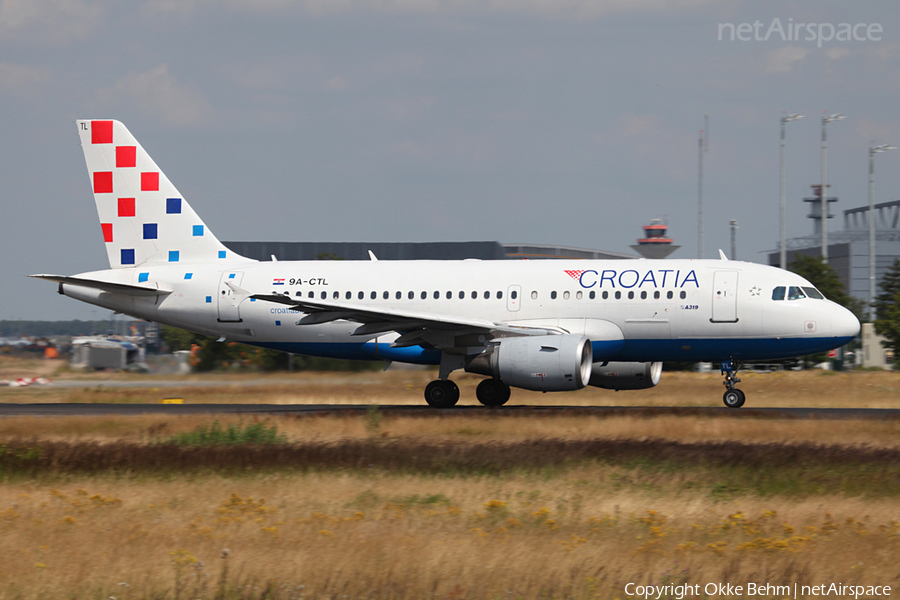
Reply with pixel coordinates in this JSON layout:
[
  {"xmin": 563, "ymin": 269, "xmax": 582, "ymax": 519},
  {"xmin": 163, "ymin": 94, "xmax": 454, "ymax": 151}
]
[
  {"xmin": 0, "ymin": 0, "xmax": 101, "ymax": 44},
  {"xmin": 143, "ymin": 0, "xmax": 715, "ymax": 19},
  {"xmin": 763, "ymin": 45, "xmax": 809, "ymax": 73},
  {"xmin": 0, "ymin": 62, "xmax": 51, "ymax": 93},
  {"xmin": 855, "ymin": 118, "xmax": 897, "ymax": 145},
  {"xmin": 860, "ymin": 43, "xmax": 900, "ymax": 63},
  {"xmin": 98, "ymin": 64, "xmax": 213, "ymax": 126},
  {"xmin": 602, "ymin": 113, "xmax": 695, "ymax": 180},
  {"xmin": 826, "ymin": 47, "xmax": 851, "ymax": 60}
]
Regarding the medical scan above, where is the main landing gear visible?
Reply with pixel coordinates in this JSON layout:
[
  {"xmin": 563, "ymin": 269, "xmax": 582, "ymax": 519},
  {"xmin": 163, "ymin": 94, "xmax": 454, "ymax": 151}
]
[
  {"xmin": 424, "ymin": 380, "xmax": 460, "ymax": 408},
  {"xmin": 423, "ymin": 379, "xmax": 511, "ymax": 408},
  {"xmin": 720, "ymin": 359, "xmax": 745, "ymax": 408},
  {"xmin": 475, "ymin": 379, "xmax": 511, "ymax": 407}
]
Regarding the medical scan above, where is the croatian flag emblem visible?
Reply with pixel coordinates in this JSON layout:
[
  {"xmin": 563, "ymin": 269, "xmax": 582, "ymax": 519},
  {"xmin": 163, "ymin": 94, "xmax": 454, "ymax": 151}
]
[
  {"xmin": 273, "ymin": 278, "xmax": 285, "ymax": 285},
  {"xmin": 564, "ymin": 270, "xmax": 585, "ymax": 281}
]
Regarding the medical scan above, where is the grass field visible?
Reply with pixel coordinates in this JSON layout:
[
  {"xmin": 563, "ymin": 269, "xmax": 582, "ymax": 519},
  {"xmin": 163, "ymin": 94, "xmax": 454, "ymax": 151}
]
[{"xmin": 1, "ymin": 359, "xmax": 899, "ymax": 598}]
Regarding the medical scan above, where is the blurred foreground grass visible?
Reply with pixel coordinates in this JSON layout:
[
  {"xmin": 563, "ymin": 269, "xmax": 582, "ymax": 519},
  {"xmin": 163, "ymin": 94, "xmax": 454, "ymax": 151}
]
[{"xmin": 1, "ymin": 409, "xmax": 900, "ymax": 598}]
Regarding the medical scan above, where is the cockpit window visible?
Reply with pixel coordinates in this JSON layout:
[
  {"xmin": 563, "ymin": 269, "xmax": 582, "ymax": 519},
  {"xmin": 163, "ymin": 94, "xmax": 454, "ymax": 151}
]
[
  {"xmin": 802, "ymin": 287, "xmax": 825, "ymax": 299},
  {"xmin": 788, "ymin": 286, "xmax": 806, "ymax": 300},
  {"xmin": 772, "ymin": 286, "xmax": 785, "ymax": 301}
]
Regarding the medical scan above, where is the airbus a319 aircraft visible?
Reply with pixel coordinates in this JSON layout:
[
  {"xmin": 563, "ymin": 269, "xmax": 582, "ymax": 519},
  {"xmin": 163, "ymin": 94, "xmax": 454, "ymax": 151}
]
[{"xmin": 32, "ymin": 120, "xmax": 860, "ymax": 408}]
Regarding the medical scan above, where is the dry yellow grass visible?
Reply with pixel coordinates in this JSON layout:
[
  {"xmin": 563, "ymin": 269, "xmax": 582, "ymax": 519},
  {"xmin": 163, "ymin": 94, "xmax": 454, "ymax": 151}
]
[
  {"xmin": 3, "ymin": 411, "xmax": 900, "ymax": 449},
  {"xmin": 1, "ymin": 359, "xmax": 899, "ymax": 598},
  {"xmin": 1, "ymin": 368, "xmax": 898, "ymax": 409},
  {"xmin": 2, "ymin": 472, "xmax": 900, "ymax": 599}
]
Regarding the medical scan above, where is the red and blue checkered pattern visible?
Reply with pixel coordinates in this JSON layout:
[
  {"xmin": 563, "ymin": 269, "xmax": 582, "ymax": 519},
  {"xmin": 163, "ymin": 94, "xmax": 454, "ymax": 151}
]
[{"xmin": 78, "ymin": 119, "xmax": 231, "ymax": 270}]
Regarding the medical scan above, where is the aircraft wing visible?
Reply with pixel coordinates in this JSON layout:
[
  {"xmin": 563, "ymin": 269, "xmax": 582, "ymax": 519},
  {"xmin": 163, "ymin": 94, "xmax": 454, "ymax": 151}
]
[{"xmin": 251, "ymin": 292, "xmax": 564, "ymax": 348}]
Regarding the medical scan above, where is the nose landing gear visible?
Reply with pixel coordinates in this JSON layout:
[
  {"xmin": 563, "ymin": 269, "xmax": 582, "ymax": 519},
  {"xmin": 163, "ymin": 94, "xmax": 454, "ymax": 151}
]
[{"xmin": 721, "ymin": 360, "xmax": 745, "ymax": 408}]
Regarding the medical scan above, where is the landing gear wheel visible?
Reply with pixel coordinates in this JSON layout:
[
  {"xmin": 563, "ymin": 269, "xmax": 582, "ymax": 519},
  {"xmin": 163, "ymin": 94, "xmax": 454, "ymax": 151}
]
[
  {"xmin": 424, "ymin": 380, "xmax": 460, "ymax": 408},
  {"xmin": 476, "ymin": 379, "xmax": 511, "ymax": 407},
  {"xmin": 723, "ymin": 388, "xmax": 745, "ymax": 408}
]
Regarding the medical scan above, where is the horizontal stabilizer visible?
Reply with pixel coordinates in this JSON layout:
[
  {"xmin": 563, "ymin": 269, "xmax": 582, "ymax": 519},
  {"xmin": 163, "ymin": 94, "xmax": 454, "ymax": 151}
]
[{"xmin": 28, "ymin": 274, "xmax": 171, "ymax": 297}]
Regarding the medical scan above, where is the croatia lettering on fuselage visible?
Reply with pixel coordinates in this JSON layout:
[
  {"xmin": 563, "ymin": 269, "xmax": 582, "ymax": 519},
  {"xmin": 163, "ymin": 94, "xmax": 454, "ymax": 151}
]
[{"xmin": 564, "ymin": 269, "xmax": 700, "ymax": 289}]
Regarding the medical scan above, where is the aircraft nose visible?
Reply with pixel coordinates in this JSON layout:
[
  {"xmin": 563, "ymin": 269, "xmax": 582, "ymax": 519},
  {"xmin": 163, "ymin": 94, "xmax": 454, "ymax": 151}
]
[{"xmin": 831, "ymin": 304, "xmax": 860, "ymax": 339}]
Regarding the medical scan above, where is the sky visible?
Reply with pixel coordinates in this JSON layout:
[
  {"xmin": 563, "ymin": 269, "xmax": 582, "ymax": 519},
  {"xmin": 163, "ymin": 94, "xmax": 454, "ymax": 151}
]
[{"xmin": 3, "ymin": 0, "xmax": 900, "ymax": 321}]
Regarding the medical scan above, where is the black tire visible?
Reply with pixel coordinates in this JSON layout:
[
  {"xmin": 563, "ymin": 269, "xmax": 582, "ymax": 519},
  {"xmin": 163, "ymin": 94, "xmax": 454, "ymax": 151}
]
[
  {"xmin": 476, "ymin": 379, "xmax": 511, "ymax": 407},
  {"xmin": 424, "ymin": 380, "xmax": 460, "ymax": 408},
  {"xmin": 723, "ymin": 388, "xmax": 745, "ymax": 408}
]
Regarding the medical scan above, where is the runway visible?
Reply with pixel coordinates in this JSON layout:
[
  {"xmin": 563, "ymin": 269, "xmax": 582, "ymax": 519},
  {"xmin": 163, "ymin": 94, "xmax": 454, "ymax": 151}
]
[{"xmin": 1, "ymin": 403, "xmax": 898, "ymax": 419}]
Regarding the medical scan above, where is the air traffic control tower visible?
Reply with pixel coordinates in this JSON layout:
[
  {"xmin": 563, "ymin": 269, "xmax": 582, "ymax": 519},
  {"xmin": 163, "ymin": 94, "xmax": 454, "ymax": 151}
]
[{"xmin": 630, "ymin": 219, "xmax": 680, "ymax": 259}]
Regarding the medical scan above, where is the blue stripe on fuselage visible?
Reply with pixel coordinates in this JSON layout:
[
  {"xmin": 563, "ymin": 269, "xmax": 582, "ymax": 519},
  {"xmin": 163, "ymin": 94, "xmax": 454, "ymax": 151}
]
[
  {"xmin": 247, "ymin": 335, "xmax": 854, "ymax": 365},
  {"xmin": 244, "ymin": 341, "xmax": 442, "ymax": 364},
  {"xmin": 610, "ymin": 336, "xmax": 856, "ymax": 362}
]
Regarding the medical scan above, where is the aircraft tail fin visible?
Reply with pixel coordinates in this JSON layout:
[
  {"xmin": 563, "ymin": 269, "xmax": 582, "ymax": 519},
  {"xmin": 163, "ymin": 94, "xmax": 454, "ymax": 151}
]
[{"xmin": 76, "ymin": 120, "xmax": 249, "ymax": 269}]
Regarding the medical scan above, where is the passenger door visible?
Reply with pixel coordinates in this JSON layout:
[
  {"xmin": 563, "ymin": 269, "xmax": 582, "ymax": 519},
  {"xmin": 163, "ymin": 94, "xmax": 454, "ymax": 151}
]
[
  {"xmin": 217, "ymin": 271, "xmax": 245, "ymax": 323},
  {"xmin": 711, "ymin": 270, "xmax": 739, "ymax": 323}
]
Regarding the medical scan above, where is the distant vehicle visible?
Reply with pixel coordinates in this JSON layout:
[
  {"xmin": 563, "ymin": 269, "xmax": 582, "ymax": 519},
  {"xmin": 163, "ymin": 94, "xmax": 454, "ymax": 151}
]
[{"xmin": 31, "ymin": 120, "xmax": 859, "ymax": 408}]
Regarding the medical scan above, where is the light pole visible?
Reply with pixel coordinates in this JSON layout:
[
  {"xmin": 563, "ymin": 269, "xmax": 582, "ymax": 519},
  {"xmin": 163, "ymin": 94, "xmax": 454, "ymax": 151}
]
[
  {"xmin": 821, "ymin": 113, "xmax": 845, "ymax": 263},
  {"xmin": 868, "ymin": 143, "xmax": 896, "ymax": 318},
  {"xmin": 730, "ymin": 219, "xmax": 738, "ymax": 260},
  {"xmin": 698, "ymin": 114, "xmax": 708, "ymax": 259},
  {"xmin": 780, "ymin": 113, "xmax": 803, "ymax": 269}
]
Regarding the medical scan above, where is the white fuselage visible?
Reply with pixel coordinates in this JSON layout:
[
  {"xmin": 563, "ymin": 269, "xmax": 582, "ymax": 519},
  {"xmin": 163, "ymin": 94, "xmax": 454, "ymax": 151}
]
[{"xmin": 62, "ymin": 257, "xmax": 860, "ymax": 365}]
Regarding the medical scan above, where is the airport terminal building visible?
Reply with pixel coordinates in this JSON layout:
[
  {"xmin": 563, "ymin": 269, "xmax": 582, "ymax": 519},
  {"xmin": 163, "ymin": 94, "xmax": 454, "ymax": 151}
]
[
  {"xmin": 767, "ymin": 198, "xmax": 900, "ymax": 306},
  {"xmin": 223, "ymin": 241, "xmax": 637, "ymax": 262}
]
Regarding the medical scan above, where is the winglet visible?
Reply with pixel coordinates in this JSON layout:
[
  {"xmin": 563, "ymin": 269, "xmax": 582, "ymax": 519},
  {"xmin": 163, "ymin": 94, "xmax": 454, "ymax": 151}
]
[{"xmin": 718, "ymin": 249, "xmax": 728, "ymax": 261}]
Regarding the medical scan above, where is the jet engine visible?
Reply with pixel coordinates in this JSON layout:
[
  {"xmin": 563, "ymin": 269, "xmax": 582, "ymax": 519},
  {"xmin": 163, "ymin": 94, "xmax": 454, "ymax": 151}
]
[
  {"xmin": 465, "ymin": 335, "xmax": 593, "ymax": 392},
  {"xmin": 589, "ymin": 361, "xmax": 663, "ymax": 390}
]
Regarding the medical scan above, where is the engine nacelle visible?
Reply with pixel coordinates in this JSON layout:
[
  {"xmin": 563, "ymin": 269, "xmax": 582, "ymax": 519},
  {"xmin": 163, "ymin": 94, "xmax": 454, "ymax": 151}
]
[
  {"xmin": 589, "ymin": 361, "xmax": 662, "ymax": 390},
  {"xmin": 465, "ymin": 335, "xmax": 592, "ymax": 392}
]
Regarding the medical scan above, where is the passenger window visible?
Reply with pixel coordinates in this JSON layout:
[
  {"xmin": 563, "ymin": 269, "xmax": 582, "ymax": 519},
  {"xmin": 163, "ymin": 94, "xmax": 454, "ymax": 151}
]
[
  {"xmin": 407, "ymin": 291, "xmax": 413, "ymax": 300},
  {"xmin": 321, "ymin": 291, "xmax": 327, "ymax": 300},
  {"xmin": 615, "ymin": 291, "xmax": 621, "ymax": 299},
  {"xmin": 471, "ymin": 291, "xmax": 477, "ymax": 299},
  {"xmin": 563, "ymin": 291, "xmax": 570, "ymax": 300},
  {"xmin": 640, "ymin": 291, "xmax": 647, "ymax": 300},
  {"xmin": 458, "ymin": 291, "xmax": 464, "ymax": 299},
  {"xmin": 484, "ymin": 291, "xmax": 490, "ymax": 299},
  {"xmin": 358, "ymin": 291, "xmax": 364, "ymax": 300},
  {"xmin": 529, "ymin": 291, "xmax": 535, "ymax": 299},
  {"xmin": 497, "ymin": 291, "xmax": 503, "ymax": 299},
  {"xmin": 654, "ymin": 291, "xmax": 660, "ymax": 300},
  {"xmin": 589, "ymin": 291, "xmax": 596, "ymax": 299},
  {"xmin": 421, "ymin": 291, "xmax": 427, "ymax": 300},
  {"xmin": 433, "ymin": 291, "xmax": 439, "ymax": 300},
  {"xmin": 576, "ymin": 291, "xmax": 583, "ymax": 300},
  {"xmin": 667, "ymin": 291, "xmax": 673, "ymax": 300},
  {"xmin": 602, "ymin": 291, "xmax": 609, "ymax": 300},
  {"xmin": 628, "ymin": 291, "xmax": 634, "ymax": 299},
  {"xmin": 551, "ymin": 291, "xmax": 557, "ymax": 299},
  {"xmin": 393, "ymin": 291, "xmax": 399, "ymax": 300},
  {"xmin": 345, "ymin": 291, "xmax": 351, "ymax": 300},
  {"xmin": 680, "ymin": 291, "xmax": 687, "ymax": 299},
  {"xmin": 308, "ymin": 291, "xmax": 314, "ymax": 299},
  {"xmin": 511, "ymin": 290, "xmax": 518, "ymax": 299},
  {"xmin": 802, "ymin": 287, "xmax": 824, "ymax": 299},
  {"xmin": 447, "ymin": 291, "xmax": 453, "ymax": 300},
  {"xmin": 295, "ymin": 291, "xmax": 302, "ymax": 297},
  {"xmin": 788, "ymin": 286, "xmax": 806, "ymax": 300},
  {"xmin": 370, "ymin": 291, "xmax": 377, "ymax": 300},
  {"xmin": 772, "ymin": 286, "xmax": 785, "ymax": 301}
]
